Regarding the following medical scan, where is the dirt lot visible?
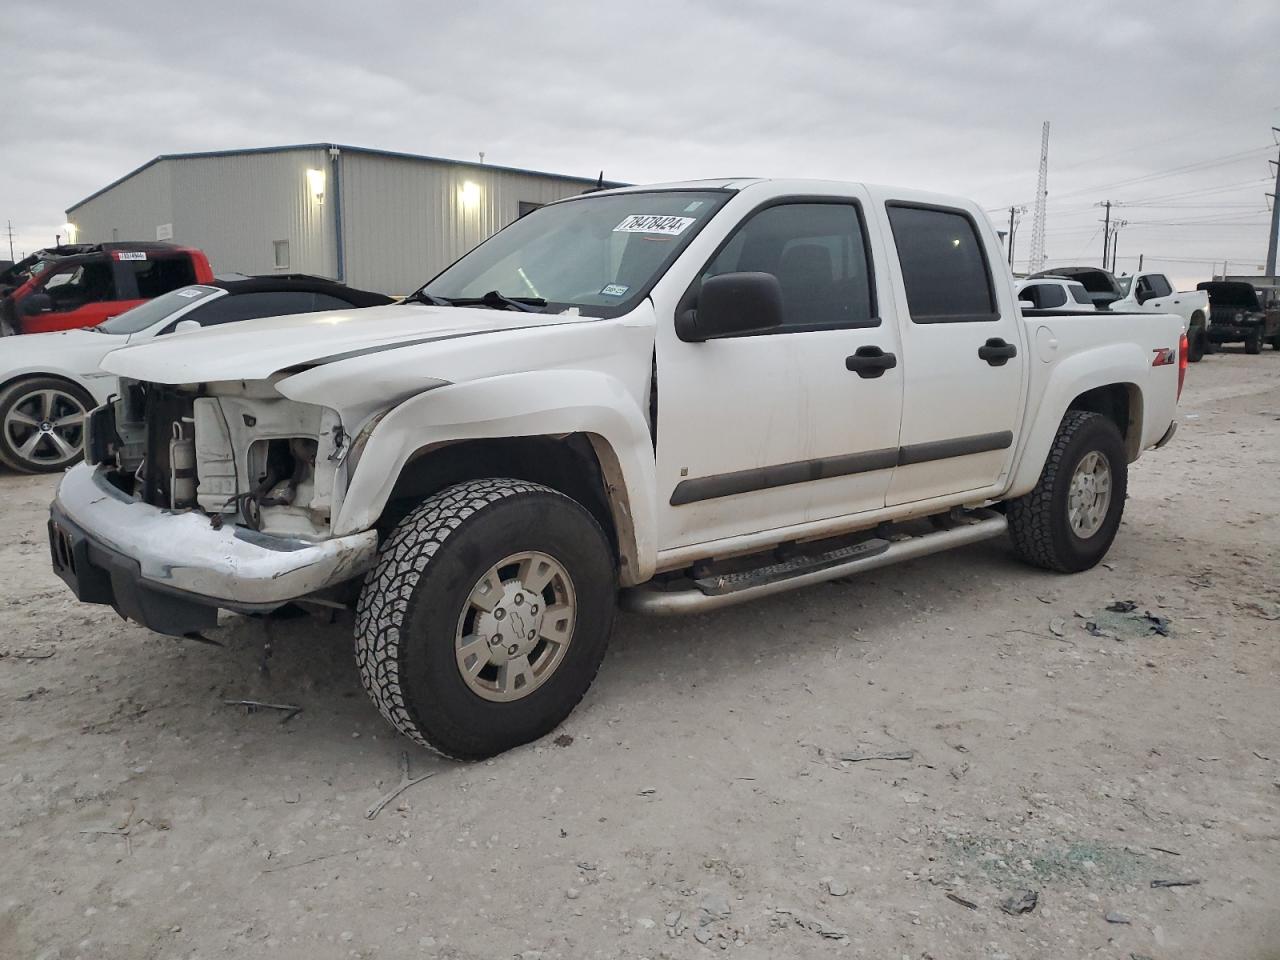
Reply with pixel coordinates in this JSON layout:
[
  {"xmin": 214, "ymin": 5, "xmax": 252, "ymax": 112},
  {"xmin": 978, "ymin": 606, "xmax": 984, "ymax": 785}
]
[{"xmin": 1, "ymin": 349, "xmax": 1277, "ymax": 960}]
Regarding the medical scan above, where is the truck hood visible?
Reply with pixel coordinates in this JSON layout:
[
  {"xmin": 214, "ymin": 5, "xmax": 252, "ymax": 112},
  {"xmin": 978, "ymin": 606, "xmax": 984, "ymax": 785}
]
[{"xmin": 101, "ymin": 302, "xmax": 596, "ymax": 384}]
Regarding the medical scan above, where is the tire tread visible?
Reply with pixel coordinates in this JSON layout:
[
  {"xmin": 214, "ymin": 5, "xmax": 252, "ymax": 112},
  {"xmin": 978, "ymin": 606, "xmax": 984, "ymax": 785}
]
[{"xmin": 354, "ymin": 478, "xmax": 599, "ymax": 759}]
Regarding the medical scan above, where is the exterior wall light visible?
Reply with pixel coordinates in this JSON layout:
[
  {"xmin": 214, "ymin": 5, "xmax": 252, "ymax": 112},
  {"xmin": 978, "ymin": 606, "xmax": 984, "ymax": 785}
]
[
  {"xmin": 306, "ymin": 168, "xmax": 327, "ymax": 204},
  {"xmin": 62, "ymin": 222, "xmax": 78, "ymax": 243},
  {"xmin": 460, "ymin": 181, "xmax": 481, "ymax": 209}
]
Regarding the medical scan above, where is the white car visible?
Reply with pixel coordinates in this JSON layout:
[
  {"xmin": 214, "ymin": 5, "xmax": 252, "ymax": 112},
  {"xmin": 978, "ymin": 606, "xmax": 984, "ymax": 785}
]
[
  {"xmin": 52, "ymin": 178, "xmax": 1186, "ymax": 759},
  {"xmin": 1017, "ymin": 276, "xmax": 1096, "ymax": 312},
  {"xmin": 0, "ymin": 276, "xmax": 390, "ymax": 472}
]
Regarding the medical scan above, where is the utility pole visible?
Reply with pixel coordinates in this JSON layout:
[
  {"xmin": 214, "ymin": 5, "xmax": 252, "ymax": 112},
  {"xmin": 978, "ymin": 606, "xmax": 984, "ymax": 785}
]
[
  {"xmin": 1097, "ymin": 200, "xmax": 1112, "ymax": 268},
  {"xmin": 5, "ymin": 220, "xmax": 13, "ymax": 262},
  {"xmin": 1266, "ymin": 127, "xmax": 1280, "ymax": 279},
  {"xmin": 1028, "ymin": 122, "xmax": 1050, "ymax": 273},
  {"xmin": 1109, "ymin": 219, "xmax": 1127, "ymax": 272},
  {"xmin": 1007, "ymin": 205, "xmax": 1026, "ymax": 268},
  {"xmin": 1138, "ymin": 253, "xmax": 1143, "ymax": 271}
]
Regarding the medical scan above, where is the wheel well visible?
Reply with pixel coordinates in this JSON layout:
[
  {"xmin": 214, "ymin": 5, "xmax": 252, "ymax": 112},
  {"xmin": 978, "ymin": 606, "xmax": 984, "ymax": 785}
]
[
  {"xmin": 1067, "ymin": 383, "xmax": 1142, "ymax": 461},
  {"xmin": 0, "ymin": 372, "xmax": 93, "ymax": 403},
  {"xmin": 380, "ymin": 434, "xmax": 618, "ymax": 548}
]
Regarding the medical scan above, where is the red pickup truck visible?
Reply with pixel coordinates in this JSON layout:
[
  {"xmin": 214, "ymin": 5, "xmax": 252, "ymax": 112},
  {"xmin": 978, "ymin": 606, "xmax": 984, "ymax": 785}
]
[{"xmin": 1, "ymin": 242, "xmax": 214, "ymax": 336}]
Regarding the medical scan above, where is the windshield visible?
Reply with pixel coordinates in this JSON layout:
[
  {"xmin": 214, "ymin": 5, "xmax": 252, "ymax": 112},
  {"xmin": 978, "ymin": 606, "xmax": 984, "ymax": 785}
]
[
  {"xmin": 420, "ymin": 190, "xmax": 732, "ymax": 317},
  {"xmin": 96, "ymin": 285, "xmax": 222, "ymax": 334},
  {"xmin": 1115, "ymin": 276, "xmax": 1132, "ymax": 295}
]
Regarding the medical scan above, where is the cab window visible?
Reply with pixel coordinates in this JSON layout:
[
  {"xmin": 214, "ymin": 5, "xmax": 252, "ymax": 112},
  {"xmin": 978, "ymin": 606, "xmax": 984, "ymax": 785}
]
[
  {"xmin": 887, "ymin": 204, "xmax": 997, "ymax": 323},
  {"xmin": 36, "ymin": 260, "xmax": 117, "ymax": 312},
  {"xmin": 125, "ymin": 256, "xmax": 199, "ymax": 298},
  {"xmin": 697, "ymin": 202, "xmax": 876, "ymax": 330}
]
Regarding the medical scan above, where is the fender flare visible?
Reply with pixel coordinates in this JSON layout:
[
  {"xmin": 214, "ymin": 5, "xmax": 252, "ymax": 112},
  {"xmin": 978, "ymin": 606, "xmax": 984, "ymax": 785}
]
[
  {"xmin": 333, "ymin": 369, "xmax": 658, "ymax": 583},
  {"xmin": 1006, "ymin": 345, "xmax": 1147, "ymax": 499}
]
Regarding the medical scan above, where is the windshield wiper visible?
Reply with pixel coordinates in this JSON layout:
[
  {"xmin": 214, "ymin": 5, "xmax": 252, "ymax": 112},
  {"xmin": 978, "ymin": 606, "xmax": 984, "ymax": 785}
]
[
  {"xmin": 404, "ymin": 289, "xmax": 454, "ymax": 307},
  {"xmin": 408, "ymin": 289, "xmax": 547, "ymax": 313}
]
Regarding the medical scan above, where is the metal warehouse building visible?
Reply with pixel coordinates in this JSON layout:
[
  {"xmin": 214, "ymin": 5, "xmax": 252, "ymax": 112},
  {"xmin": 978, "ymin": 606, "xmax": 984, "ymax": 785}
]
[{"xmin": 64, "ymin": 144, "xmax": 620, "ymax": 294}]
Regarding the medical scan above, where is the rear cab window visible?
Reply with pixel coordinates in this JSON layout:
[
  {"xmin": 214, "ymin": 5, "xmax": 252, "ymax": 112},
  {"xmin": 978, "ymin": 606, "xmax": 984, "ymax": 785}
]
[
  {"xmin": 122, "ymin": 254, "xmax": 199, "ymax": 298},
  {"xmin": 886, "ymin": 204, "xmax": 997, "ymax": 323},
  {"xmin": 1069, "ymin": 283, "xmax": 1092, "ymax": 305}
]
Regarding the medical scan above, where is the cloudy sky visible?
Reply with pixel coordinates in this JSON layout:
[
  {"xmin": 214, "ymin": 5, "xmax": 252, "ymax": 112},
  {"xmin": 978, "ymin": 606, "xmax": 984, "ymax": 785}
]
[{"xmin": 3, "ymin": 0, "xmax": 1277, "ymax": 285}]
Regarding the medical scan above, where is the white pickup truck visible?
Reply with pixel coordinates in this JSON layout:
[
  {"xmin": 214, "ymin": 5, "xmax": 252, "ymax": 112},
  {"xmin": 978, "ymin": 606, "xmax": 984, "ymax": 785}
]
[
  {"xmin": 1034, "ymin": 266, "xmax": 1211, "ymax": 361},
  {"xmin": 49, "ymin": 179, "xmax": 1187, "ymax": 759}
]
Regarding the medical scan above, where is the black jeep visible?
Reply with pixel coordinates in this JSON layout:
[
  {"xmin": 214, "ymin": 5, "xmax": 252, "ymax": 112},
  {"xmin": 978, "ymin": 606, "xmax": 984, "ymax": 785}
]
[{"xmin": 1197, "ymin": 281, "xmax": 1280, "ymax": 354}]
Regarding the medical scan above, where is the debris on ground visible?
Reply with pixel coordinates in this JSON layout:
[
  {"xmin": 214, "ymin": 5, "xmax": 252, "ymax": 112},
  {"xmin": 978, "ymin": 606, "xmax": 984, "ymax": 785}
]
[
  {"xmin": 223, "ymin": 698, "xmax": 302, "ymax": 724},
  {"xmin": 1105, "ymin": 911, "xmax": 1132, "ymax": 924},
  {"xmin": 821, "ymin": 878, "xmax": 848, "ymax": 896},
  {"xmin": 1237, "ymin": 600, "xmax": 1280, "ymax": 621},
  {"xmin": 552, "ymin": 734, "xmax": 574, "ymax": 747},
  {"xmin": 365, "ymin": 751, "xmax": 435, "ymax": 820},
  {"xmin": 1142, "ymin": 612, "xmax": 1171, "ymax": 637},
  {"xmin": 999, "ymin": 890, "xmax": 1039, "ymax": 915},
  {"xmin": 1078, "ymin": 605, "xmax": 1176, "ymax": 640},
  {"xmin": 1084, "ymin": 621, "xmax": 1117, "ymax": 639},
  {"xmin": 1049, "ymin": 617, "xmax": 1066, "ymax": 637},
  {"xmin": 946, "ymin": 892, "xmax": 978, "ymax": 910},
  {"xmin": 837, "ymin": 749, "xmax": 915, "ymax": 764},
  {"xmin": 1151, "ymin": 878, "xmax": 1202, "ymax": 888},
  {"xmin": 16, "ymin": 686, "xmax": 49, "ymax": 701},
  {"xmin": 773, "ymin": 908, "xmax": 849, "ymax": 942},
  {"xmin": 3, "ymin": 646, "xmax": 57, "ymax": 660}
]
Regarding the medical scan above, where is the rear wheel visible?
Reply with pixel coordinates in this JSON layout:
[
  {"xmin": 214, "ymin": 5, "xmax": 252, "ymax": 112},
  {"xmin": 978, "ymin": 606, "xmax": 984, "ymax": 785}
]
[
  {"xmin": 1007, "ymin": 411, "xmax": 1128, "ymax": 573},
  {"xmin": 0, "ymin": 377, "xmax": 92, "ymax": 474},
  {"xmin": 354, "ymin": 478, "xmax": 617, "ymax": 759}
]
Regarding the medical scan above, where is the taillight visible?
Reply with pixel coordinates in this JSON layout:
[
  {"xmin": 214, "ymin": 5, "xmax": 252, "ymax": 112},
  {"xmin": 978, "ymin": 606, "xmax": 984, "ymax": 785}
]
[{"xmin": 1177, "ymin": 332, "xmax": 1188, "ymax": 400}]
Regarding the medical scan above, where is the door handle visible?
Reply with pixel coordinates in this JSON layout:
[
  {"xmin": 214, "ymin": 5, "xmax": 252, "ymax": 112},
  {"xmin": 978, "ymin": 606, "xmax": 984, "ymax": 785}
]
[
  {"xmin": 978, "ymin": 337, "xmax": 1017, "ymax": 366},
  {"xmin": 845, "ymin": 345, "xmax": 897, "ymax": 378}
]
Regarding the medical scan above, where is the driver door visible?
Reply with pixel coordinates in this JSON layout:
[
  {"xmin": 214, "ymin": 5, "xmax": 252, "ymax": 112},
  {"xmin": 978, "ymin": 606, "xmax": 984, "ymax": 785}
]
[
  {"xmin": 654, "ymin": 195, "xmax": 904, "ymax": 551},
  {"xmin": 21, "ymin": 258, "xmax": 131, "ymax": 334}
]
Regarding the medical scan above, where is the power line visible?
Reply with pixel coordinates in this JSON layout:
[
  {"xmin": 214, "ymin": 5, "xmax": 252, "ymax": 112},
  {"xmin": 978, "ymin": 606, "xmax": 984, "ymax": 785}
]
[{"xmin": 994, "ymin": 146, "xmax": 1273, "ymax": 209}]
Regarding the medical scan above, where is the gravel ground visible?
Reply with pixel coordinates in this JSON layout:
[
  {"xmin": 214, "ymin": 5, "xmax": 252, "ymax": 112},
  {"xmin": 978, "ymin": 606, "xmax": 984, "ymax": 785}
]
[{"xmin": 1, "ymin": 349, "xmax": 1278, "ymax": 960}]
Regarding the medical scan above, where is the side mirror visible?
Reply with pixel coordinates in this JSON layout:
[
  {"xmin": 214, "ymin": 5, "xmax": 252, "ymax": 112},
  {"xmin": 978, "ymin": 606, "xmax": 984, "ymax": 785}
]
[
  {"xmin": 679, "ymin": 271, "xmax": 784, "ymax": 342},
  {"xmin": 20, "ymin": 293, "xmax": 52, "ymax": 316},
  {"xmin": 174, "ymin": 319, "xmax": 202, "ymax": 334}
]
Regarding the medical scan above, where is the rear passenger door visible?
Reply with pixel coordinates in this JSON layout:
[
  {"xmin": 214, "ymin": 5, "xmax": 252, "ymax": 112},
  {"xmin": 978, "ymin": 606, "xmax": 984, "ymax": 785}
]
[{"xmin": 882, "ymin": 202, "xmax": 1025, "ymax": 505}]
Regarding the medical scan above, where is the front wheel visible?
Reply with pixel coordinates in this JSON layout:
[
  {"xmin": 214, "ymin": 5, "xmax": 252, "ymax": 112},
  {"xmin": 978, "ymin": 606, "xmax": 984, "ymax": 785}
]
[
  {"xmin": 0, "ymin": 377, "xmax": 93, "ymax": 474},
  {"xmin": 354, "ymin": 478, "xmax": 617, "ymax": 759},
  {"xmin": 1007, "ymin": 411, "xmax": 1128, "ymax": 573},
  {"xmin": 1245, "ymin": 329, "xmax": 1263, "ymax": 354}
]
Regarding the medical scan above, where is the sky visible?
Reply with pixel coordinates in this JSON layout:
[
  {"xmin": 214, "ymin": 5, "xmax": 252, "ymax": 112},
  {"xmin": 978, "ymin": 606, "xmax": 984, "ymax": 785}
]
[{"xmin": 3, "ymin": 0, "xmax": 1278, "ymax": 288}]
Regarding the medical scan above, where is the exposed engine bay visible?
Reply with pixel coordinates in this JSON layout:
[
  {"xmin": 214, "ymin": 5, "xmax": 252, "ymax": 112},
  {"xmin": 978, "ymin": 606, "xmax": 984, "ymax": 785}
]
[{"xmin": 89, "ymin": 377, "xmax": 347, "ymax": 540}]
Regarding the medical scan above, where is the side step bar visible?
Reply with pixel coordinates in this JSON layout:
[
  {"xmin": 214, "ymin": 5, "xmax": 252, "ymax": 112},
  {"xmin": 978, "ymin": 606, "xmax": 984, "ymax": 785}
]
[{"xmin": 621, "ymin": 508, "xmax": 1007, "ymax": 615}]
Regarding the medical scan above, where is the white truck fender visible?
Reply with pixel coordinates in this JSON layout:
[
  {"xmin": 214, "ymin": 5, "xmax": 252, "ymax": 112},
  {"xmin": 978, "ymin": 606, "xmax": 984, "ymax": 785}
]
[
  {"xmin": 333, "ymin": 368, "xmax": 659, "ymax": 584},
  {"xmin": 1005, "ymin": 342, "xmax": 1154, "ymax": 500}
]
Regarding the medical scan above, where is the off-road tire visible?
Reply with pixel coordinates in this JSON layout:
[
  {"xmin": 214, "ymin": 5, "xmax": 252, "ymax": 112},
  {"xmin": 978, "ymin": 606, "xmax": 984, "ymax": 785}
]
[
  {"xmin": 1007, "ymin": 411, "xmax": 1128, "ymax": 573},
  {"xmin": 0, "ymin": 376, "xmax": 94, "ymax": 474},
  {"xmin": 1245, "ymin": 329, "xmax": 1263, "ymax": 354},
  {"xmin": 354, "ymin": 478, "xmax": 616, "ymax": 760},
  {"xmin": 1186, "ymin": 327, "xmax": 1205, "ymax": 363}
]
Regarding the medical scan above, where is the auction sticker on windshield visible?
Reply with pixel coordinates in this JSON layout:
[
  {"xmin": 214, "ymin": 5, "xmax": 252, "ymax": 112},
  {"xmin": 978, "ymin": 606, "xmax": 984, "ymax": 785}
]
[{"xmin": 613, "ymin": 215, "xmax": 695, "ymax": 236}]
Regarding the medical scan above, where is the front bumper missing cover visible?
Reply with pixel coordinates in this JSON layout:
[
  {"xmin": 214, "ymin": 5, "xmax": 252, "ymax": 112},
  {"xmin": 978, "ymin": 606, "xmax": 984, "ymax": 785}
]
[{"xmin": 49, "ymin": 463, "xmax": 378, "ymax": 636}]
